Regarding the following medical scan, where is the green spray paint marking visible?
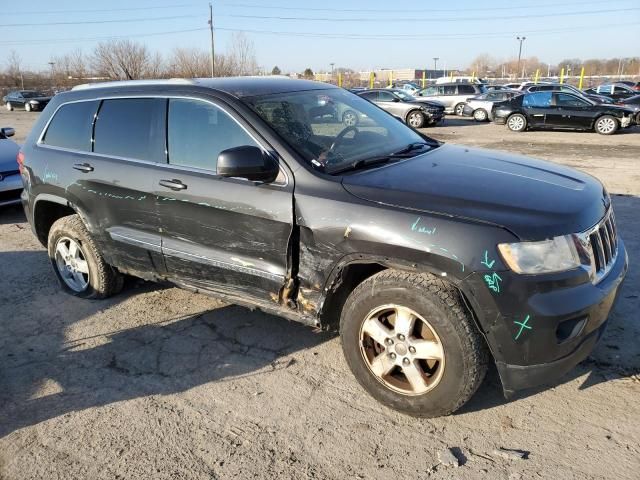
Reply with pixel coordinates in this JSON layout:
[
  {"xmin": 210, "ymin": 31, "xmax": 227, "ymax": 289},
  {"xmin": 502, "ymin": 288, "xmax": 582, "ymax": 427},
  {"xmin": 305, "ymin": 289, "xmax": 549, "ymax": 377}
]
[
  {"xmin": 411, "ymin": 217, "xmax": 437, "ymax": 235},
  {"xmin": 481, "ymin": 250, "xmax": 495, "ymax": 269},
  {"xmin": 483, "ymin": 272, "xmax": 502, "ymax": 293},
  {"xmin": 514, "ymin": 315, "xmax": 532, "ymax": 340}
]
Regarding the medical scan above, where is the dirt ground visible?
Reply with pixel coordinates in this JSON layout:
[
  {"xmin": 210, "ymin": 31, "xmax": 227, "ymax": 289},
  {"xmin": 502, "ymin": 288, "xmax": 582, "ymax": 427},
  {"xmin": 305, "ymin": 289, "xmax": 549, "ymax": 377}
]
[{"xmin": 0, "ymin": 109, "xmax": 639, "ymax": 480}]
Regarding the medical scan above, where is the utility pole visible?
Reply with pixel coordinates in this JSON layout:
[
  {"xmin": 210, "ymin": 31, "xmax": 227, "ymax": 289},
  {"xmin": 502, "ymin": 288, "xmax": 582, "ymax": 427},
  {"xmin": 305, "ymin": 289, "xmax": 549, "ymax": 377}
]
[
  {"xmin": 48, "ymin": 61, "xmax": 55, "ymax": 90},
  {"xmin": 330, "ymin": 62, "xmax": 335, "ymax": 83},
  {"xmin": 516, "ymin": 36, "xmax": 526, "ymax": 79},
  {"xmin": 209, "ymin": 2, "xmax": 215, "ymax": 77},
  {"xmin": 432, "ymin": 57, "xmax": 439, "ymax": 79}
]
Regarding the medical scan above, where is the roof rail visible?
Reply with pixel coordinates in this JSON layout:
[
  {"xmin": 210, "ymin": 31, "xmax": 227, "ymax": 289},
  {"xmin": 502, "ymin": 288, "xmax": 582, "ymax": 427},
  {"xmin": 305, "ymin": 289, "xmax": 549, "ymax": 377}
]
[{"xmin": 72, "ymin": 78, "xmax": 196, "ymax": 91}]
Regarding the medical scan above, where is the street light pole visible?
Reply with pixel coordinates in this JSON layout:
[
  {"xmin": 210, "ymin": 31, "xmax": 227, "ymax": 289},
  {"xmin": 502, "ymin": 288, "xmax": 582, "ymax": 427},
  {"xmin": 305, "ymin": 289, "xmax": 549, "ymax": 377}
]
[
  {"xmin": 48, "ymin": 61, "xmax": 55, "ymax": 90},
  {"xmin": 330, "ymin": 62, "xmax": 335, "ymax": 83},
  {"xmin": 516, "ymin": 36, "xmax": 526, "ymax": 80},
  {"xmin": 209, "ymin": 2, "xmax": 215, "ymax": 77},
  {"xmin": 432, "ymin": 57, "xmax": 439, "ymax": 79}
]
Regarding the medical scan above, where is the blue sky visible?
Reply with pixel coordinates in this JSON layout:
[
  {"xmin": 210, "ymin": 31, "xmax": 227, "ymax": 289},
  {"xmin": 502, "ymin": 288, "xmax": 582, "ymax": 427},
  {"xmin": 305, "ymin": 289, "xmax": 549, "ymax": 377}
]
[{"xmin": 2, "ymin": 0, "xmax": 639, "ymax": 73}]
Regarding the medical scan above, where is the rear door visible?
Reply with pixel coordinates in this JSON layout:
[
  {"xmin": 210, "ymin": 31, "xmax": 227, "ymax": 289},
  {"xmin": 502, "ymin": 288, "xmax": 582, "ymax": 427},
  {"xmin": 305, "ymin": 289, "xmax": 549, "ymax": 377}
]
[
  {"xmin": 156, "ymin": 97, "xmax": 294, "ymax": 303},
  {"xmin": 521, "ymin": 91, "xmax": 552, "ymax": 126},
  {"xmin": 63, "ymin": 98, "xmax": 165, "ymax": 275}
]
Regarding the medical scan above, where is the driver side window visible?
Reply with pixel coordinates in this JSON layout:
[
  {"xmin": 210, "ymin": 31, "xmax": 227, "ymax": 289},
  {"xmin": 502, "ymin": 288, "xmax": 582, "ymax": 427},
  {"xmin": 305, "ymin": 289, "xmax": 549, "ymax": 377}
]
[
  {"xmin": 378, "ymin": 92, "xmax": 396, "ymax": 102},
  {"xmin": 555, "ymin": 94, "xmax": 589, "ymax": 107}
]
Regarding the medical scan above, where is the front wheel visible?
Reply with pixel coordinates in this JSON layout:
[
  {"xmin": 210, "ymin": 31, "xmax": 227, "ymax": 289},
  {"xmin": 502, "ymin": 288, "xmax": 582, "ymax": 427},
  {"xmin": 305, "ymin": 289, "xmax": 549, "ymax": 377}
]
[
  {"xmin": 48, "ymin": 215, "xmax": 124, "ymax": 299},
  {"xmin": 340, "ymin": 270, "xmax": 489, "ymax": 417},
  {"xmin": 5, "ymin": 102, "xmax": 12, "ymax": 111},
  {"xmin": 406, "ymin": 110, "xmax": 426, "ymax": 128},
  {"xmin": 473, "ymin": 108, "xmax": 488, "ymax": 122},
  {"xmin": 506, "ymin": 113, "xmax": 527, "ymax": 132},
  {"xmin": 454, "ymin": 103, "xmax": 465, "ymax": 116},
  {"xmin": 24, "ymin": 103, "xmax": 32, "ymax": 112},
  {"xmin": 342, "ymin": 110, "xmax": 359, "ymax": 126},
  {"xmin": 594, "ymin": 115, "xmax": 618, "ymax": 135}
]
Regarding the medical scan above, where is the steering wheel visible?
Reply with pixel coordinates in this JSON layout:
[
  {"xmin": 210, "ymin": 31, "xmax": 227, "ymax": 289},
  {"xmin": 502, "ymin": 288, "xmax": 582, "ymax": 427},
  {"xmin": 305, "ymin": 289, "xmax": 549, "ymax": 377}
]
[{"xmin": 328, "ymin": 126, "xmax": 359, "ymax": 155}]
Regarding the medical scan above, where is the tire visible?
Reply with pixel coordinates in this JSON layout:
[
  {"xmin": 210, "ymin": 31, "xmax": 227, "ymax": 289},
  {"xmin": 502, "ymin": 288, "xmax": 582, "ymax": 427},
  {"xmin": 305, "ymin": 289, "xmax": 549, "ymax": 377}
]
[
  {"xmin": 406, "ymin": 110, "xmax": 426, "ymax": 128},
  {"xmin": 48, "ymin": 214, "xmax": 124, "ymax": 299},
  {"xmin": 24, "ymin": 103, "xmax": 32, "ymax": 112},
  {"xmin": 506, "ymin": 113, "xmax": 527, "ymax": 132},
  {"xmin": 473, "ymin": 108, "xmax": 488, "ymax": 122},
  {"xmin": 454, "ymin": 103, "xmax": 465, "ymax": 116},
  {"xmin": 342, "ymin": 110, "xmax": 359, "ymax": 126},
  {"xmin": 594, "ymin": 115, "xmax": 618, "ymax": 135},
  {"xmin": 5, "ymin": 102, "xmax": 12, "ymax": 111},
  {"xmin": 635, "ymin": 112, "xmax": 640, "ymax": 126},
  {"xmin": 339, "ymin": 270, "xmax": 489, "ymax": 417}
]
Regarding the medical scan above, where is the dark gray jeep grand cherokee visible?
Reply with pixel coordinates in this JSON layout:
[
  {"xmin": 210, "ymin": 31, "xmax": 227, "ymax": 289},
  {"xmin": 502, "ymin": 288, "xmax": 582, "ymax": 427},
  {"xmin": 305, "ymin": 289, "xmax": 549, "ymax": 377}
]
[{"xmin": 19, "ymin": 78, "xmax": 627, "ymax": 417}]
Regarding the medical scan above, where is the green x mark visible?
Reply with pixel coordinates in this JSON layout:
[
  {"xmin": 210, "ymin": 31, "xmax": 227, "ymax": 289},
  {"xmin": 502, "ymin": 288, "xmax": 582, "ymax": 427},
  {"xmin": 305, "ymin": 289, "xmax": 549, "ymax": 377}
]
[{"xmin": 514, "ymin": 315, "xmax": 532, "ymax": 340}]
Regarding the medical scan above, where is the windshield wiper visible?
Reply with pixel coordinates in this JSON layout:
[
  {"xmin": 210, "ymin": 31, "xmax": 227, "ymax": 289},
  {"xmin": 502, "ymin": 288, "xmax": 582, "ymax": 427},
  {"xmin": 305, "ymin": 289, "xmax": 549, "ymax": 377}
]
[{"xmin": 327, "ymin": 143, "xmax": 432, "ymax": 175}]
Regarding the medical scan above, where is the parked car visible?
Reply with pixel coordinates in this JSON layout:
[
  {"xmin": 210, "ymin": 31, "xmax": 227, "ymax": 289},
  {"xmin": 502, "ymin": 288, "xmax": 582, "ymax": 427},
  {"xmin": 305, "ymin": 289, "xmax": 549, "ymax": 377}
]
[
  {"xmin": 462, "ymin": 90, "xmax": 522, "ymax": 121},
  {"xmin": 502, "ymin": 83, "xmax": 523, "ymax": 89},
  {"xmin": 583, "ymin": 84, "xmax": 637, "ymax": 101},
  {"xmin": 19, "ymin": 78, "xmax": 628, "ymax": 417},
  {"xmin": 493, "ymin": 91, "xmax": 635, "ymax": 134},
  {"xmin": 358, "ymin": 88, "xmax": 444, "ymax": 127},
  {"xmin": 615, "ymin": 81, "xmax": 640, "ymax": 92},
  {"xmin": 0, "ymin": 126, "xmax": 22, "ymax": 207},
  {"xmin": 415, "ymin": 82, "xmax": 486, "ymax": 115},
  {"xmin": 617, "ymin": 95, "xmax": 640, "ymax": 124},
  {"xmin": 485, "ymin": 84, "xmax": 512, "ymax": 91},
  {"xmin": 524, "ymin": 84, "xmax": 612, "ymax": 104},
  {"xmin": 3, "ymin": 90, "xmax": 52, "ymax": 112}
]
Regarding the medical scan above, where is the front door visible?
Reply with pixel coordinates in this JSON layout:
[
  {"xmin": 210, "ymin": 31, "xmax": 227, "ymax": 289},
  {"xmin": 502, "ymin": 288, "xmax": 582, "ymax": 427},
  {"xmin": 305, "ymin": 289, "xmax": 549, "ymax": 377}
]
[
  {"xmin": 155, "ymin": 97, "xmax": 294, "ymax": 303},
  {"xmin": 552, "ymin": 93, "xmax": 594, "ymax": 128},
  {"xmin": 376, "ymin": 91, "xmax": 405, "ymax": 118}
]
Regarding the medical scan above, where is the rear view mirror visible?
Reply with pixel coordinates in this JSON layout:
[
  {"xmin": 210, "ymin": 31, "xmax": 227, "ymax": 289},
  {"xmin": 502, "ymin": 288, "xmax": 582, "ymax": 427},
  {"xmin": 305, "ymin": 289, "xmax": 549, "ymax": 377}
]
[
  {"xmin": 217, "ymin": 145, "xmax": 279, "ymax": 182},
  {"xmin": 0, "ymin": 127, "xmax": 15, "ymax": 139}
]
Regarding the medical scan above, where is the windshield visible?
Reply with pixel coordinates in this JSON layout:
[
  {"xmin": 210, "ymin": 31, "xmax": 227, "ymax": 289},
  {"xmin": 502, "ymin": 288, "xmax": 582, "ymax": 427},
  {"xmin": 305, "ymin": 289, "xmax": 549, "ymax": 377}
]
[
  {"xmin": 394, "ymin": 90, "xmax": 416, "ymax": 101},
  {"xmin": 21, "ymin": 91, "xmax": 45, "ymax": 98},
  {"xmin": 245, "ymin": 88, "xmax": 431, "ymax": 174}
]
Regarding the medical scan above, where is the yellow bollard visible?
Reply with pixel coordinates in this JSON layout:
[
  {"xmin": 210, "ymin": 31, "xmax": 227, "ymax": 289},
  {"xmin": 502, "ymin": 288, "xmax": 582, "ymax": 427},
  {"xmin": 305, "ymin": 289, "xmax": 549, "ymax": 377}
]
[
  {"xmin": 472, "ymin": 71, "xmax": 476, "ymax": 81},
  {"xmin": 338, "ymin": 72, "xmax": 342, "ymax": 88},
  {"xmin": 578, "ymin": 66, "xmax": 585, "ymax": 90},
  {"xmin": 389, "ymin": 71, "xmax": 393, "ymax": 87},
  {"xmin": 534, "ymin": 69, "xmax": 540, "ymax": 84},
  {"xmin": 369, "ymin": 71, "xmax": 374, "ymax": 89},
  {"xmin": 560, "ymin": 67, "xmax": 565, "ymax": 84},
  {"xmin": 422, "ymin": 70, "xmax": 426, "ymax": 89},
  {"xmin": 450, "ymin": 71, "xmax": 454, "ymax": 81}
]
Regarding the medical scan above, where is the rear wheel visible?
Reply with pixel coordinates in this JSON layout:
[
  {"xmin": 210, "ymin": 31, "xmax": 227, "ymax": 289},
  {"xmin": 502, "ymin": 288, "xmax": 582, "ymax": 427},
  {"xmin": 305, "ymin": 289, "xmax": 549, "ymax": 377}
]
[
  {"xmin": 406, "ymin": 110, "xmax": 426, "ymax": 128},
  {"xmin": 48, "ymin": 215, "xmax": 124, "ymax": 299},
  {"xmin": 473, "ymin": 108, "xmax": 488, "ymax": 122},
  {"xmin": 342, "ymin": 110, "xmax": 359, "ymax": 126},
  {"xmin": 454, "ymin": 103, "xmax": 465, "ymax": 116},
  {"xmin": 506, "ymin": 113, "xmax": 527, "ymax": 132},
  {"xmin": 24, "ymin": 103, "xmax": 32, "ymax": 112},
  {"xmin": 5, "ymin": 102, "xmax": 13, "ymax": 111},
  {"xmin": 594, "ymin": 115, "xmax": 618, "ymax": 135},
  {"xmin": 340, "ymin": 270, "xmax": 489, "ymax": 417}
]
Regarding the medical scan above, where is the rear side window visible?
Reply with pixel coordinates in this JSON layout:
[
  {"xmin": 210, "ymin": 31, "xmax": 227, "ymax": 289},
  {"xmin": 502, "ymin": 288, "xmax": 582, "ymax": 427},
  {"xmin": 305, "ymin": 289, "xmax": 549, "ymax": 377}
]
[
  {"xmin": 360, "ymin": 91, "xmax": 378, "ymax": 101},
  {"xmin": 522, "ymin": 92, "xmax": 552, "ymax": 107},
  {"xmin": 42, "ymin": 101, "xmax": 99, "ymax": 151},
  {"xmin": 94, "ymin": 98, "xmax": 166, "ymax": 162},
  {"xmin": 167, "ymin": 98, "xmax": 259, "ymax": 171},
  {"xmin": 442, "ymin": 85, "xmax": 456, "ymax": 95},
  {"xmin": 457, "ymin": 84, "xmax": 476, "ymax": 94}
]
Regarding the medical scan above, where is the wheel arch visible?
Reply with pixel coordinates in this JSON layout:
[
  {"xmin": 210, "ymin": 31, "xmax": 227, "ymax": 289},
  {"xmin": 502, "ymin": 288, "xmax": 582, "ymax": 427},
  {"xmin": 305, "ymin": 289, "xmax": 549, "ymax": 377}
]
[{"xmin": 32, "ymin": 194, "xmax": 87, "ymax": 247}]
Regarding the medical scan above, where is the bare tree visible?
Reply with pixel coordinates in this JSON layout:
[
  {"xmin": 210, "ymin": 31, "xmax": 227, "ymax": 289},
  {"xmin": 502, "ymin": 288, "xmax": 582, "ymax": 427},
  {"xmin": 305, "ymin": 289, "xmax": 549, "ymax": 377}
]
[
  {"xmin": 6, "ymin": 50, "xmax": 24, "ymax": 87},
  {"xmin": 169, "ymin": 48, "xmax": 210, "ymax": 78},
  {"xmin": 91, "ymin": 40, "xmax": 152, "ymax": 80},
  {"xmin": 228, "ymin": 32, "xmax": 258, "ymax": 76}
]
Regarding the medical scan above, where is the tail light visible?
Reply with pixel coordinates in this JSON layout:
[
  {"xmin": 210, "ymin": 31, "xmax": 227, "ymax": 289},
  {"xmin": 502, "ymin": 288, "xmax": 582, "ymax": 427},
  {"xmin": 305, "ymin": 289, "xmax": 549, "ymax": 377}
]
[{"xmin": 17, "ymin": 150, "xmax": 25, "ymax": 173}]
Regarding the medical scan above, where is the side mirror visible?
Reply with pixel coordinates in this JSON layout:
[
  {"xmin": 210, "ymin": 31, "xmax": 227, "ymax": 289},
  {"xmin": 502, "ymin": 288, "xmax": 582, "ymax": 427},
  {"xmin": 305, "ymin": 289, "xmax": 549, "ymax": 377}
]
[
  {"xmin": 392, "ymin": 97, "xmax": 400, "ymax": 102},
  {"xmin": 217, "ymin": 145, "xmax": 279, "ymax": 183},
  {"xmin": 0, "ymin": 127, "xmax": 15, "ymax": 139}
]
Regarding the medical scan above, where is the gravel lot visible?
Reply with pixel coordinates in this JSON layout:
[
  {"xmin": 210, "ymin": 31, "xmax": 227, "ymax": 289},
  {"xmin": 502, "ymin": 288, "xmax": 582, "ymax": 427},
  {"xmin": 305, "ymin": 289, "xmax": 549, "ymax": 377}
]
[{"xmin": 1, "ymin": 109, "xmax": 639, "ymax": 480}]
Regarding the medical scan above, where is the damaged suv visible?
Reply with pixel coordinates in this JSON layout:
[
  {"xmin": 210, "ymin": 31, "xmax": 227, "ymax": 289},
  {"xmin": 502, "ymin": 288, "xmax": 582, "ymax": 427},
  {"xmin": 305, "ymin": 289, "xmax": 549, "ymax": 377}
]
[{"xmin": 19, "ymin": 78, "xmax": 627, "ymax": 417}]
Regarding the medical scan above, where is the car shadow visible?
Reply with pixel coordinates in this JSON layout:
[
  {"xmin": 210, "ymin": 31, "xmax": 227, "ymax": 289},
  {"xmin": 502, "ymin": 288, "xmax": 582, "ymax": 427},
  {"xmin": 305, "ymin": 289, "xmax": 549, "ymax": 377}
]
[
  {"xmin": 459, "ymin": 193, "xmax": 640, "ymax": 414},
  {"xmin": 0, "ymin": 248, "xmax": 333, "ymax": 438},
  {"xmin": 0, "ymin": 204, "xmax": 25, "ymax": 225}
]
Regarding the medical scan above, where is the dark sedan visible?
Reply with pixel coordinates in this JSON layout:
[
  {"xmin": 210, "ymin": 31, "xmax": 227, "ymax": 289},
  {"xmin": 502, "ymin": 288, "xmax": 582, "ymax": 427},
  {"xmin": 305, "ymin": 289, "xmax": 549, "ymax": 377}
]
[
  {"xmin": 583, "ymin": 84, "xmax": 637, "ymax": 102},
  {"xmin": 492, "ymin": 91, "xmax": 635, "ymax": 135},
  {"xmin": 0, "ymin": 127, "xmax": 22, "ymax": 207},
  {"xmin": 3, "ymin": 90, "xmax": 52, "ymax": 112},
  {"xmin": 357, "ymin": 89, "xmax": 444, "ymax": 128}
]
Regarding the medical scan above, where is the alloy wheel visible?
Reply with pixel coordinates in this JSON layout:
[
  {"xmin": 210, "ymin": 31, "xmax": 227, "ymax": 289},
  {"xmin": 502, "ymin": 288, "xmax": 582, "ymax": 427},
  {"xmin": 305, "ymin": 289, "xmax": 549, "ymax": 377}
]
[
  {"xmin": 359, "ymin": 304, "xmax": 445, "ymax": 395},
  {"xmin": 343, "ymin": 111, "xmax": 358, "ymax": 126},
  {"xmin": 508, "ymin": 115, "xmax": 525, "ymax": 131},
  {"xmin": 597, "ymin": 117, "xmax": 616, "ymax": 134},
  {"xmin": 408, "ymin": 112, "xmax": 423, "ymax": 128},
  {"xmin": 455, "ymin": 104, "xmax": 465, "ymax": 116},
  {"xmin": 54, "ymin": 236, "xmax": 90, "ymax": 292},
  {"xmin": 473, "ymin": 109, "xmax": 487, "ymax": 121}
]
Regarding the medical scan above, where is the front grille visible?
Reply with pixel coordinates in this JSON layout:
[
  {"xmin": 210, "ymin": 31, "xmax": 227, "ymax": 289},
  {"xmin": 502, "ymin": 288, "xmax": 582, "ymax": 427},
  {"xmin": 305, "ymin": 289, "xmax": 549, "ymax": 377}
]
[{"xmin": 588, "ymin": 209, "xmax": 618, "ymax": 282}]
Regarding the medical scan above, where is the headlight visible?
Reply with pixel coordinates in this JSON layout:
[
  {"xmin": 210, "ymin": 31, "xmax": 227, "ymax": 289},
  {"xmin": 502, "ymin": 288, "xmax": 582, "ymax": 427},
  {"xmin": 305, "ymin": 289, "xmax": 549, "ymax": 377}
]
[
  {"xmin": 498, "ymin": 235, "xmax": 581, "ymax": 274},
  {"xmin": 29, "ymin": 100, "xmax": 40, "ymax": 104}
]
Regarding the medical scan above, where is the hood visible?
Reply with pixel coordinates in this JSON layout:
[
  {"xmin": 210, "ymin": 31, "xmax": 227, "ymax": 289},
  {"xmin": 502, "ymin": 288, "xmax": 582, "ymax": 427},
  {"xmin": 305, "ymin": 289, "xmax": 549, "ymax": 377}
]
[
  {"xmin": 341, "ymin": 144, "xmax": 608, "ymax": 240},
  {"xmin": 412, "ymin": 98, "xmax": 445, "ymax": 108},
  {"xmin": 25, "ymin": 96, "xmax": 51, "ymax": 102},
  {"xmin": 407, "ymin": 99, "xmax": 444, "ymax": 109},
  {"xmin": 0, "ymin": 139, "xmax": 20, "ymax": 172}
]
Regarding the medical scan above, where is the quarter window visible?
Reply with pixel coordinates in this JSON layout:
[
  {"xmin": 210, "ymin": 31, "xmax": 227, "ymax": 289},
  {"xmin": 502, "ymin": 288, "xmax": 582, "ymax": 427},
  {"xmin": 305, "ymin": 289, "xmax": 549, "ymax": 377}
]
[
  {"xmin": 167, "ymin": 98, "xmax": 259, "ymax": 171},
  {"xmin": 42, "ymin": 101, "xmax": 99, "ymax": 151},
  {"xmin": 522, "ymin": 92, "xmax": 552, "ymax": 107},
  {"xmin": 94, "ymin": 98, "xmax": 166, "ymax": 162}
]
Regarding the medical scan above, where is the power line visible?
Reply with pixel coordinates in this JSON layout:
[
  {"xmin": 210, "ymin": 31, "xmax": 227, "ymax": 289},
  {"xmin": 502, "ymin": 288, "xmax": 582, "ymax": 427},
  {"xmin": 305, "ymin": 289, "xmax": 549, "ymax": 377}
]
[
  {"xmin": 0, "ymin": 14, "xmax": 201, "ymax": 28},
  {"xmin": 216, "ymin": 0, "xmax": 635, "ymax": 13},
  {"xmin": 214, "ymin": 21, "xmax": 640, "ymax": 40},
  {"xmin": 1, "ymin": 3, "xmax": 201, "ymax": 15},
  {"xmin": 216, "ymin": 7, "xmax": 640, "ymax": 23},
  {"xmin": 0, "ymin": 27, "xmax": 208, "ymax": 46}
]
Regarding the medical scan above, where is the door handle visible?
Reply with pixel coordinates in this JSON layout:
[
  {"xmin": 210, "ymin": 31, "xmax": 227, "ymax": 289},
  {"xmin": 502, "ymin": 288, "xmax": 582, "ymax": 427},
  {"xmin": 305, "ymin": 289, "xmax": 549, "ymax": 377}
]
[
  {"xmin": 73, "ymin": 163, "xmax": 94, "ymax": 173},
  {"xmin": 159, "ymin": 179, "xmax": 187, "ymax": 191}
]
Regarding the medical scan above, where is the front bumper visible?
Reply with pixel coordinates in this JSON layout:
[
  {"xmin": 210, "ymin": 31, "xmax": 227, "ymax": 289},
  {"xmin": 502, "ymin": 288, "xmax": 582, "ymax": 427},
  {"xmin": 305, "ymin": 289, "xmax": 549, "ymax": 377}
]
[
  {"xmin": 0, "ymin": 173, "xmax": 23, "ymax": 206},
  {"xmin": 464, "ymin": 239, "xmax": 628, "ymax": 396}
]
